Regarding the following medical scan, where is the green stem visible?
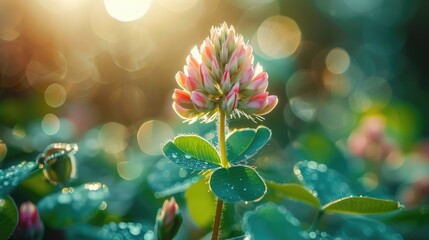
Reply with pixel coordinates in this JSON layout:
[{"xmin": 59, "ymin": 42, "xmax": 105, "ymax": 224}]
[
  {"xmin": 212, "ymin": 108, "xmax": 229, "ymax": 240},
  {"xmin": 310, "ymin": 210, "xmax": 324, "ymax": 231},
  {"xmin": 211, "ymin": 199, "xmax": 224, "ymax": 240},
  {"xmin": 218, "ymin": 108, "xmax": 229, "ymax": 168}
]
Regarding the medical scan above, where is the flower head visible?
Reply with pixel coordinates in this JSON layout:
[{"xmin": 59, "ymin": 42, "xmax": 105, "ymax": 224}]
[{"xmin": 173, "ymin": 22, "xmax": 278, "ymax": 123}]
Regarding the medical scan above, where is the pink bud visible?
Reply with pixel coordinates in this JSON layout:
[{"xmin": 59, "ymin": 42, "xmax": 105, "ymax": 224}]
[
  {"xmin": 240, "ymin": 64, "xmax": 254, "ymax": 84},
  {"xmin": 172, "ymin": 89, "xmax": 193, "ymax": 109},
  {"xmin": 175, "ymin": 72, "xmax": 187, "ymax": 89},
  {"xmin": 220, "ymin": 42, "xmax": 228, "ymax": 64},
  {"xmin": 211, "ymin": 57, "xmax": 220, "ymax": 79},
  {"xmin": 201, "ymin": 40, "xmax": 212, "ymax": 67},
  {"xmin": 247, "ymin": 72, "xmax": 268, "ymax": 92},
  {"xmin": 221, "ymin": 65, "xmax": 231, "ymax": 92},
  {"xmin": 229, "ymin": 52, "xmax": 238, "ymax": 72},
  {"xmin": 191, "ymin": 91, "xmax": 211, "ymax": 112},
  {"xmin": 15, "ymin": 202, "xmax": 44, "ymax": 240},
  {"xmin": 185, "ymin": 76, "xmax": 200, "ymax": 92},
  {"xmin": 199, "ymin": 64, "xmax": 217, "ymax": 94},
  {"xmin": 185, "ymin": 57, "xmax": 201, "ymax": 86},
  {"xmin": 172, "ymin": 103, "xmax": 196, "ymax": 120},
  {"xmin": 155, "ymin": 197, "xmax": 182, "ymax": 240},
  {"xmin": 257, "ymin": 95, "xmax": 278, "ymax": 115},
  {"xmin": 247, "ymin": 92, "xmax": 269, "ymax": 110},
  {"xmin": 223, "ymin": 83, "xmax": 239, "ymax": 114}
]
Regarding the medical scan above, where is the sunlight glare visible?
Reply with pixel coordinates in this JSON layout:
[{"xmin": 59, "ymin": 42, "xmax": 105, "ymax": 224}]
[{"xmin": 104, "ymin": 0, "xmax": 151, "ymax": 22}]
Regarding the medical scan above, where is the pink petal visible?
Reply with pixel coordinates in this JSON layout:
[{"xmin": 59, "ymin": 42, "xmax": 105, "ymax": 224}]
[
  {"xmin": 200, "ymin": 64, "xmax": 217, "ymax": 94},
  {"xmin": 247, "ymin": 92, "xmax": 268, "ymax": 109},
  {"xmin": 172, "ymin": 89, "xmax": 193, "ymax": 108},
  {"xmin": 191, "ymin": 91, "xmax": 210, "ymax": 111},
  {"xmin": 175, "ymin": 71, "xmax": 187, "ymax": 89},
  {"xmin": 257, "ymin": 95, "xmax": 278, "ymax": 115},
  {"xmin": 247, "ymin": 72, "xmax": 268, "ymax": 92},
  {"xmin": 172, "ymin": 103, "xmax": 194, "ymax": 119}
]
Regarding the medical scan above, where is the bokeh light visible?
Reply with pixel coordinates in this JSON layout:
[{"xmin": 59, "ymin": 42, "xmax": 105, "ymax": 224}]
[
  {"xmin": 117, "ymin": 161, "xmax": 144, "ymax": 180},
  {"xmin": 98, "ymin": 122, "xmax": 129, "ymax": 154},
  {"xmin": 103, "ymin": 0, "xmax": 151, "ymax": 22},
  {"xmin": 158, "ymin": 0, "xmax": 198, "ymax": 12},
  {"xmin": 44, "ymin": 83, "xmax": 67, "ymax": 108},
  {"xmin": 41, "ymin": 113, "xmax": 61, "ymax": 135},
  {"xmin": 257, "ymin": 15, "xmax": 301, "ymax": 59},
  {"xmin": 325, "ymin": 48, "xmax": 350, "ymax": 74},
  {"xmin": 137, "ymin": 120, "xmax": 174, "ymax": 156}
]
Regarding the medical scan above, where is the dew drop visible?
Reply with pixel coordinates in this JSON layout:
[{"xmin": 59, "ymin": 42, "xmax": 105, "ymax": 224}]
[
  {"xmin": 171, "ymin": 153, "xmax": 177, "ymax": 158},
  {"xmin": 118, "ymin": 222, "xmax": 127, "ymax": 229},
  {"xmin": 184, "ymin": 155, "xmax": 191, "ymax": 159},
  {"xmin": 58, "ymin": 193, "xmax": 72, "ymax": 204}
]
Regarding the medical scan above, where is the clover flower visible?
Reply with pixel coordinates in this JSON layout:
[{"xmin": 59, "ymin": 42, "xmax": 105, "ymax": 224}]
[{"xmin": 172, "ymin": 22, "xmax": 278, "ymax": 123}]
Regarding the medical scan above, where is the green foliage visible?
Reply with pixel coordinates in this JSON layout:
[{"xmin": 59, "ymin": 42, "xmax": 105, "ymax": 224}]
[
  {"xmin": 184, "ymin": 179, "xmax": 216, "ymax": 229},
  {"xmin": 242, "ymin": 203, "xmax": 301, "ymax": 240},
  {"xmin": 37, "ymin": 182, "xmax": 109, "ymax": 228},
  {"xmin": 98, "ymin": 222, "xmax": 155, "ymax": 240},
  {"xmin": 0, "ymin": 161, "xmax": 38, "ymax": 198},
  {"xmin": 148, "ymin": 158, "xmax": 200, "ymax": 198},
  {"xmin": 67, "ymin": 222, "xmax": 155, "ymax": 240},
  {"xmin": 268, "ymin": 183, "xmax": 320, "ymax": 209},
  {"xmin": 294, "ymin": 161, "xmax": 353, "ymax": 205},
  {"xmin": 323, "ymin": 196, "xmax": 401, "ymax": 214},
  {"xmin": 226, "ymin": 126, "xmax": 271, "ymax": 164},
  {"xmin": 0, "ymin": 196, "xmax": 18, "ymax": 240},
  {"xmin": 209, "ymin": 166, "xmax": 266, "ymax": 203},
  {"xmin": 163, "ymin": 135, "xmax": 221, "ymax": 170}
]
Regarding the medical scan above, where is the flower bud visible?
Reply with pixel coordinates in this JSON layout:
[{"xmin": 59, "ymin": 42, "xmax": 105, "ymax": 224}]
[
  {"xmin": 155, "ymin": 197, "xmax": 182, "ymax": 240},
  {"xmin": 14, "ymin": 202, "xmax": 44, "ymax": 240},
  {"xmin": 173, "ymin": 89, "xmax": 193, "ymax": 109},
  {"xmin": 191, "ymin": 91, "xmax": 213, "ymax": 112}
]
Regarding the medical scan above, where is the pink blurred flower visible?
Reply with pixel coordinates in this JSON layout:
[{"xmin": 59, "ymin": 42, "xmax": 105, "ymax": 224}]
[
  {"xmin": 172, "ymin": 22, "xmax": 278, "ymax": 123},
  {"xmin": 348, "ymin": 116, "xmax": 397, "ymax": 162},
  {"xmin": 15, "ymin": 202, "xmax": 44, "ymax": 240}
]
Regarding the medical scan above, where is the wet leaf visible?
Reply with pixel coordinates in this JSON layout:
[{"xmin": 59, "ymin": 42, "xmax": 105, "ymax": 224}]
[
  {"xmin": 323, "ymin": 196, "xmax": 400, "ymax": 214},
  {"xmin": 0, "ymin": 161, "xmax": 38, "ymax": 197},
  {"xmin": 0, "ymin": 196, "xmax": 18, "ymax": 240},
  {"xmin": 209, "ymin": 166, "xmax": 266, "ymax": 203},
  {"xmin": 38, "ymin": 182, "xmax": 109, "ymax": 228},
  {"xmin": 163, "ymin": 135, "xmax": 221, "ymax": 170},
  {"xmin": 268, "ymin": 182, "xmax": 320, "ymax": 209},
  {"xmin": 300, "ymin": 231, "xmax": 333, "ymax": 240},
  {"xmin": 98, "ymin": 222, "xmax": 155, "ymax": 240},
  {"xmin": 148, "ymin": 158, "xmax": 200, "ymax": 198},
  {"xmin": 67, "ymin": 222, "xmax": 155, "ymax": 240},
  {"xmin": 184, "ymin": 178, "xmax": 215, "ymax": 230},
  {"xmin": 294, "ymin": 161, "xmax": 353, "ymax": 206},
  {"xmin": 226, "ymin": 126, "xmax": 271, "ymax": 164},
  {"xmin": 336, "ymin": 217, "xmax": 403, "ymax": 240},
  {"xmin": 242, "ymin": 203, "xmax": 302, "ymax": 240}
]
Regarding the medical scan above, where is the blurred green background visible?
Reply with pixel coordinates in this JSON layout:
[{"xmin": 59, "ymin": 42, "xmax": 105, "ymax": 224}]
[{"xmin": 1, "ymin": 0, "xmax": 428, "ymax": 239}]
